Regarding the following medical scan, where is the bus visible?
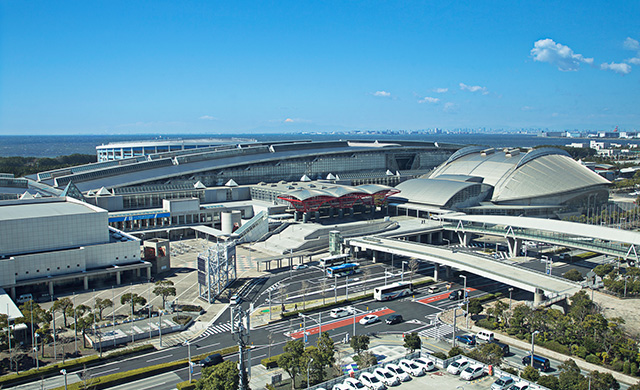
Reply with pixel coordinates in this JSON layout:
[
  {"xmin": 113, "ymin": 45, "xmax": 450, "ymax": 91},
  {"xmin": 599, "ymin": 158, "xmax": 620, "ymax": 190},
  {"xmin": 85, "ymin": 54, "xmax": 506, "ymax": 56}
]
[
  {"xmin": 326, "ymin": 263, "xmax": 360, "ymax": 278},
  {"xmin": 319, "ymin": 254, "xmax": 350, "ymax": 268},
  {"xmin": 373, "ymin": 282, "xmax": 413, "ymax": 301}
]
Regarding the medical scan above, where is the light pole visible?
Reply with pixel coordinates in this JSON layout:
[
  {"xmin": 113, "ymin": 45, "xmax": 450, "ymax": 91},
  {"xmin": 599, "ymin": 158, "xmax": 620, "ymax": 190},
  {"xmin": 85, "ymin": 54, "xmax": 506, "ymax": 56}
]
[
  {"xmin": 307, "ymin": 357, "xmax": 314, "ymax": 390},
  {"xmin": 530, "ymin": 330, "xmax": 540, "ymax": 366},
  {"xmin": 460, "ymin": 275, "xmax": 468, "ymax": 328},
  {"xmin": 334, "ymin": 274, "xmax": 337, "ymax": 303},
  {"xmin": 34, "ymin": 333, "xmax": 39, "ymax": 369},
  {"xmin": 353, "ymin": 307, "xmax": 357, "ymax": 337},
  {"xmin": 508, "ymin": 288, "xmax": 514, "ymax": 311},
  {"xmin": 187, "ymin": 341, "xmax": 192, "ymax": 383},
  {"xmin": 60, "ymin": 369, "xmax": 68, "ymax": 390},
  {"xmin": 402, "ymin": 261, "xmax": 408, "ymax": 282}
]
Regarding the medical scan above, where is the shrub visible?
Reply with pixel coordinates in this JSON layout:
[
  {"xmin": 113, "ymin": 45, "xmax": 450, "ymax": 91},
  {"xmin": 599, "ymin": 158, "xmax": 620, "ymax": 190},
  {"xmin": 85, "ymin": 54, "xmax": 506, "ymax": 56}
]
[
  {"xmin": 261, "ymin": 356, "xmax": 279, "ymax": 369},
  {"xmin": 612, "ymin": 360, "xmax": 624, "ymax": 372},
  {"xmin": 173, "ymin": 315, "xmax": 193, "ymax": 326},
  {"xmin": 586, "ymin": 354, "xmax": 600, "ymax": 364},
  {"xmin": 537, "ymin": 375, "xmax": 560, "ymax": 390},
  {"xmin": 502, "ymin": 367, "xmax": 519, "ymax": 376},
  {"xmin": 540, "ymin": 340, "xmax": 571, "ymax": 355},
  {"xmin": 624, "ymin": 361, "xmax": 631, "ymax": 375},
  {"xmin": 432, "ymin": 352, "xmax": 447, "ymax": 360},
  {"xmin": 476, "ymin": 318, "xmax": 497, "ymax": 330},
  {"xmin": 631, "ymin": 362, "xmax": 638, "ymax": 376}
]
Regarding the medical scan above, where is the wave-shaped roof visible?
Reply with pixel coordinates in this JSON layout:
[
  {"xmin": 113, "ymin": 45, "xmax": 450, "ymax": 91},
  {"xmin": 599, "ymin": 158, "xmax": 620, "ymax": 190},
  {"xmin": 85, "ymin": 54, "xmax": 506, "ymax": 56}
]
[
  {"xmin": 429, "ymin": 147, "xmax": 609, "ymax": 202},
  {"xmin": 394, "ymin": 178, "xmax": 482, "ymax": 206}
]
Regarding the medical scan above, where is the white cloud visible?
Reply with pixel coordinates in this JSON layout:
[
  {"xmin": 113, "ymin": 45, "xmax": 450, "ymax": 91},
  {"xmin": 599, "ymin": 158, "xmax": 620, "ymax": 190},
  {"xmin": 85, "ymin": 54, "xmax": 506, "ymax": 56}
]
[
  {"xmin": 459, "ymin": 83, "xmax": 488, "ymax": 95},
  {"xmin": 372, "ymin": 91, "xmax": 391, "ymax": 97},
  {"xmin": 624, "ymin": 37, "xmax": 640, "ymax": 51},
  {"xmin": 418, "ymin": 96, "xmax": 440, "ymax": 104},
  {"xmin": 530, "ymin": 38, "xmax": 593, "ymax": 71},
  {"xmin": 600, "ymin": 62, "xmax": 632, "ymax": 75},
  {"xmin": 628, "ymin": 57, "xmax": 640, "ymax": 65},
  {"xmin": 283, "ymin": 118, "xmax": 311, "ymax": 123},
  {"xmin": 443, "ymin": 102, "xmax": 456, "ymax": 112},
  {"xmin": 434, "ymin": 88, "xmax": 448, "ymax": 93},
  {"xmin": 199, "ymin": 115, "xmax": 217, "ymax": 120}
]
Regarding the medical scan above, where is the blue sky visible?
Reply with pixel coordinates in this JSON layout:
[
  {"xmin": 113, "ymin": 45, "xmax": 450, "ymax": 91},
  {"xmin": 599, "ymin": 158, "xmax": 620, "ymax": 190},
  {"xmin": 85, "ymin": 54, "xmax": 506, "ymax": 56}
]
[{"xmin": 1, "ymin": 0, "xmax": 639, "ymax": 135}]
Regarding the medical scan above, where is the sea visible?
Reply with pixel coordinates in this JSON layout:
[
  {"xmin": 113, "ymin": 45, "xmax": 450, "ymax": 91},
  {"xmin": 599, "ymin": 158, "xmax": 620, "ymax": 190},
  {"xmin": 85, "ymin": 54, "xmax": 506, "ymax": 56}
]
[{"xmin": 0, "ymin": 133, "xmax": 626, "ymax": 158}]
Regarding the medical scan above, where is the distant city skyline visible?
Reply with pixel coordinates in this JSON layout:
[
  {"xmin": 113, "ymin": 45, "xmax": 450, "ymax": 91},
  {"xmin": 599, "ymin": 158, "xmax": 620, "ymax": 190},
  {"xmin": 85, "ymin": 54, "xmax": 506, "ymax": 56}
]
[{"xmin": 1, "ymin": 1, "xmax": 639, "ymax": 135}]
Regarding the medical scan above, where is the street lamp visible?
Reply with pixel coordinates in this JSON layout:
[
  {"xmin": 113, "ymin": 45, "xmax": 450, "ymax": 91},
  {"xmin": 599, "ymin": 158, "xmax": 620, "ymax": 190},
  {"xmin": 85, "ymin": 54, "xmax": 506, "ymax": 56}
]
[
  {"xmin": 530, "ymin": 330, "xmax": 540, "ymax": 366},
  {"xmin": 460, "ymin": 275, "xmax": 468, "ymax": 328},
  {"xmin": 34, "ymin": 333, "xmax": 39, "ymax": 370},
  {"xmin": 508, "ymin": 288, "xmax": 514, "ymax": 311},
  {"xmin": 60, "ymin": 369, "xmax": 68, "ymax": 390},
  {"xmin": 187, "ymin": 341, "xmax": 192, "ymax": 383},
  {"xmin": 307, "ymin": 358, "xmax": 314, "ymax": 390}
]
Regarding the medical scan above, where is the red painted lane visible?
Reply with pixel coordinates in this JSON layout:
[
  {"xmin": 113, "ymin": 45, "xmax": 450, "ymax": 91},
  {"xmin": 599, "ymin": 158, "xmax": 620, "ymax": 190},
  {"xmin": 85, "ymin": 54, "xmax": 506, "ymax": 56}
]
[
  {"xmin": 290, "ymin": 308, "xmax": 395, "ymax": 339},
  {"xmin": 417, "ymin": 288, "xmax": 477, "ymax": 304}
]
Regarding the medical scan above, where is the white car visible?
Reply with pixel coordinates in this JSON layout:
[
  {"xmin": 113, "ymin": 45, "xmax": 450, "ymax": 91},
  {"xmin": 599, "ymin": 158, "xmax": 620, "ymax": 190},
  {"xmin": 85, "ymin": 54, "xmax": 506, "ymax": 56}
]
[
  {"xmin": 398, "ymin": 359, "xmax": 425, "ymax": 376},
  {"xmin": 330, "ymin": 307, "xmax": 355, "ymax": 318},
  {"xmin": 332, "ymin": 384, "xmax": 350, "ymax": 390},
  {"xmin": 412, "ymin": 356, "xmax": 435, "ymax": 372},
  {"xmin": 359, "ymin": 314, "xmax": 379, "ymax": 325},
  {"xmin": 373, "ymin": 367, "xmax": 399, "ymax": 387},
  {"xmin": 507, "ymin": 383, "xmax": 530, "ymax": 390},
  {"xmin": 293, "ymin": 264, "xmax": 308, "ymax": 270},
  {"xmin": 385, "ymin": 363, "xmax": 410, "ymax": 382},
  {"xmin": 343, "ymin": 377, "xmax": 366, "ymax": 390},
  {"xmin": 447, "ymin": 359, "xmax": 470, "ymax": 375},
  {"xmin": 460, "ymin": 364, "xmax": 485, "ymax": 381},
  {"xmin": 359, "ymin": 372, "xmax": 386, "ymax": 390}
]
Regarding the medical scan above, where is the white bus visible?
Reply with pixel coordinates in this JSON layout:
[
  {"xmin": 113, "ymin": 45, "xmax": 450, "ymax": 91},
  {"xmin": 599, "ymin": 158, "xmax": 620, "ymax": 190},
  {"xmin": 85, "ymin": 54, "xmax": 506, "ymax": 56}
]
[
  {"xmin": 319, "ymin": 254, "xmax": 350, "ymax": 268},
  {"xmin": 373, "ymin": 282, "xmax": 413, "ymax": 301}
]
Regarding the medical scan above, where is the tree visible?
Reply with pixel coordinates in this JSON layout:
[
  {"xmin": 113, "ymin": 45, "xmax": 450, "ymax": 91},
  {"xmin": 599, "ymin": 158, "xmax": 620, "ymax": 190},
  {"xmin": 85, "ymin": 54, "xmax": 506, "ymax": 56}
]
[
  {"xmin": 467, "ymin": 342, "xmax": 503, "ymax": 366},
  {"xmin": 278, "ymin": 339, "xmax": 305, "ymax": 389},
  {"xmin": 448, "ymin": 346, "xmax": 464, "ymax": 358},
  {"xmin": 587, "ymin": 371, "xmax": 620, "ymax": 390},
  {"xmin": 357, "ymin": 351, "xmax": 378, "ymax": 368},
  {"xmin": 563, "ymin": 268, "xmax": 584, "ymax": 282},
  {"xmin": 94, "ymin": 298, "xmax": 113, "ymax": 321},
  {"xmin": 467, "ymin": 298, "xmax": 484, "ymax": 318},
  {"xmin": 121, "ymin": 293, "xmax": 147, "ymax": 315},
  {"xmin": 196, "ymin": 360, "xmax": 239, "ymax": 390},
  {"xmin": 350, "ymin": 334, "xmax": 370, "ymax": 355},
  {"xmin": 521, "ymin": 365, "xmax": 540, "ymax": 382},
  {"xmin": 153, "ymin": 280, "xmax": 177, "ymax": 310},
  {"xmin": 594, "ymin": 264, "xmax": 614, "ymax": 278},
  {"xmin": 76, "ymin": 313, "xmax": 95, "ymax": 348},
  {"xmin": 558, "ymin": 359, "xmax": 584, "ymax": 390},
  {"xmin": 403, "ymin": 332, "xmax": 421, "ymax": 352},
  {"xmin": 314, "ymin": 332, "xmax": 335, "ymax": 383},
  {"xmin": 52, "ymin": 298, "xmax": 73, "ymax": 327},
  {"xmin": 537, "ymin": 375, "xmax": 560, "ymax": 390},
  {"xmin": 17, "ymin": 301, "xmax": 51, "ymax": 341}
]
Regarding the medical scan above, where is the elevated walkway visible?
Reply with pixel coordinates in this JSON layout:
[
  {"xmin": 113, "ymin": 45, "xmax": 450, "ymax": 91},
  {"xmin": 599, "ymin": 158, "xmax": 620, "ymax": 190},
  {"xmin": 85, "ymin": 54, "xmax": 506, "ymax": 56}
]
[{"xmin": 348, "ymin": 236, "xmax": 581, "ymax": 298}]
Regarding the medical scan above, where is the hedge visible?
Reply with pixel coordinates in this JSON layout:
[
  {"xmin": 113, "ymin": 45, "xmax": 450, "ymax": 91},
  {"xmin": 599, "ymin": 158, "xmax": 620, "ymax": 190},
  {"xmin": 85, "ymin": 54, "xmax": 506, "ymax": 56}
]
[
  {"xmin": 48, "ymin": 345, "xmax": 239, "ymax": 390},
  {"xmin": 0, "ymin": 344, "xmax": 155, "ymax": 387}
]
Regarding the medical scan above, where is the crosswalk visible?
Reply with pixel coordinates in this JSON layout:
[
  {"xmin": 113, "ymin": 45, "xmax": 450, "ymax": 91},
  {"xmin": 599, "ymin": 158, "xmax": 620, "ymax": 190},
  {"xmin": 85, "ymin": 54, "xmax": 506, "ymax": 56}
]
[
  {"xmin": 419, "ymin": 322, "xmax": 454, "ymax": 340},
  {"xmin": 197, "ymin": 321, "xmax": 233, "ymax": 338},
  {"xmin": 452, "ymin": 243, "xmax": 510, "ymax": 259}
]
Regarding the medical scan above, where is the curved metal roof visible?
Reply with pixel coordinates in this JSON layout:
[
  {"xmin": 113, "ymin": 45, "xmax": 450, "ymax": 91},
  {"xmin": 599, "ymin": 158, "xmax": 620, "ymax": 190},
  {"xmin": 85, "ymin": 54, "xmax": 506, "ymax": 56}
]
[
  {"xmin": 280, "ymin": 184, "xmax": 396, "ymax": 201},
  {"xmin": 394, "ymin": 178, "xmax": 481, "ymax": 206}
]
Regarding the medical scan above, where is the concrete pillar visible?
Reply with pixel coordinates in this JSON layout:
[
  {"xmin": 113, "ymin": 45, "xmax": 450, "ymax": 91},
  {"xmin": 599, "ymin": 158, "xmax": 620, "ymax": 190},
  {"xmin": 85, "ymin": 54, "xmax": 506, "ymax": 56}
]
[
  {"xmin": 349, "ymin": 208, "xmax": 354, "ymax": 217},
  {"xmin": 116, "ymin": 271, "xmax": 121, "ymax": 285},
  {"xmin": 507, "ymin": 238, "xmax": 522, "ymax": 257},
  {"xmin": 328, "ymin": 208, "xmax": 334, "ymax": 218},
  {"xmin": 338, "ymin": 209, "xmax": 344, "ymax": 219},
  {"xmin": 83, "ymin": 276, "xmax": 89, "ymax": 290},
  {"xmin": 136, "ymin": 268, "xmax": 141, "ymax": 277},
  {"xmin": 372, "ymin": 251, "xmax": 379, "ymax": 263},
  {"xmin": 49, "ymin": 281, "xmax": 54, "ymax": 296},
  {"xmin": 315, "ymin": 211, "xmax": 320, "ymax": 221},
  {"xmin": 433, "ymin": 264, "xmax": 439, "ymax": 281},
  {"xmin": 459, "ymin": 232, "xmax": 473, "ymax": 247},
  {"xmin": 534, "ymin": 288, "xmax": 545, "ymax": 306},
  {"xmin": 146, "ymin": 267, "xmax": 151, "ymax": 280},
  {"xmin": 303, "ymin": 212, "xmax": 309, "ymax": 223},
  {"xmin": 10, "ymin": 287, "xmax": 15, "ymax": 300},
  {"xmin": 294, "ymin": 211, "xmax": 299, "ymax": 221},
  {"xmin": 427, "ymin": 233, "xmax": 432, "ymax": 244},
  {"xmin": 445, "ymin": 266, "xmax": 452, "ymax": 278}
]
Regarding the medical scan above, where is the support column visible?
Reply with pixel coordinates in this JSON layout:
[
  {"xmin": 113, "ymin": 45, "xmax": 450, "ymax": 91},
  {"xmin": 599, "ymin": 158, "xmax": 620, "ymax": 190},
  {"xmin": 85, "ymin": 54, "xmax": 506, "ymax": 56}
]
[
  {"xmin": 507, "ymin": 238, "xmax": 522, "ymax": 257},
  {"xmin": 315, "ymin": 211, "xmax": 320, "ymax": 221},
  {"xmin": 10, "ymin": 287, "xmax": 16, "ymax": 300},
  {"xmin": 372, "ymin": 251, "xmax": 379, "ymax": 264},
  {"xmin": 427, "ymin": 233, "xmax": 432, "ymax": 244},
  {"xmin": 293, "ymin": 211, "xmax": 299, "ymax": 221},
  {"xmin": 349, "ymin": 208, "xmax": 354, "ymax": 217},
  {"xmin": 83, "ymin": 276, "xmax": 89, "ymax": 290},
  {"xmin": 49, "ymin": 281, "xmax": 54, "ymax": 296},
  {"xmin": 533, "ymin": 288, "xmax": 544, "ymax": 306},
  {"xmin": 147, "ymin": 267, "xmax": 151, "ymax": 280},
  {"xmin": 459, "ymin": 232, "xmax": 473, "ymax": 247},
  {"xmin": 338, "ymin": 209, "xmax": 344, "ymax": 219},
  {"xmin": 302, "ymin": 212, "xmax": 309, "ymax": 223},
  {"xmin": 433, "ymin": 264, "xmax": 439, "ymax": 281},
  {"xmin": 136, "ymin": 268, "xmax": 141, "ymax": 277},
  {"xmin": 116, "ymin": 271, "xmax": 121, "ymax": 285},
  {"xmin": 445, "ymin": 266, "xmax": 452, "ymax": 278}
]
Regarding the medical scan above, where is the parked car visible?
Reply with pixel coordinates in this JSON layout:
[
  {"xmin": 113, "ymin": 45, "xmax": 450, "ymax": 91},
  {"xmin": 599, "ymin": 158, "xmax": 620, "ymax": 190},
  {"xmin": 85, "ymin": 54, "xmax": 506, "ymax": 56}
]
[
  {"xmin": 491, "ymin": 376, "xmax": 515, "ymax": 390},
  {"xmin": 460, "ymin": 364, "xmax": 485, "ymax": 381},
  {"xmin": 428, "ymin": 285, "xmax": 440, "ymax": 294},
  {"xmin": 448, "ymin": 290, "xmax": 463, "ymax": 300},
  {"xmin": 332, "ymin": 384, "xmax": 350, "ymax": 390},
  {"xmin": 359, "ymin": 314, "xmax": 379, "ymax": 325},
  {"xmin": 447, "ymin": 359, "xmax": 470, "ymax": 375},
  {"xmin": 373, "ymin": 367, "xmax": 399, "ymax": 387},
  {"xmin": 385, "ymin": 314, "xmax": 403, "ymax": 325},
  {"xmin": 456, "ymin": 334, "xmax": 476, "ymax": 346},
  {"xmin": 385, "ymin": 363, "xmax": 410, "ymax": 382},
  {"xmin": 412, "ymin": 356, "xmax": 435, "ymax": 372},
  {"xmin": 477, "ymin": 330, "xmax": 495, "ymax": 342},
  {"xmin": 507, "ymin": 383, "xmax": 530, "ymax": 390},
  {"xmin": 399, "ymin": 359, "xmax": 425, "ymax": 376},
  {"xmin": 229, "ymin": 295, "xmax": 242, "ymax": 305},
  {"xmin": 330, "ymin": 307, "xmax": 355, "ymax": 318},
  {"xmin": 359, "ymin": 372, "xmax": 386, "ymax": 390},
  {"xmin": 343, "ymin": 377, "xmax": 366, "ymax": 390},
  {"xmin": 199, "ymin": 353, "xmax": 223, "ymax": 367}
]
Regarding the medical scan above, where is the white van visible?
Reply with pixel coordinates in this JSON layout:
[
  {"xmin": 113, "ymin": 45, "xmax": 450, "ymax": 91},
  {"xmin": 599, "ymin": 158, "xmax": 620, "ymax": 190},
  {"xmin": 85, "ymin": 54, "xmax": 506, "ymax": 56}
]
[
  {"xmin": 477, "ymin": 330, "xmax": 495, "ymax": 342},
  {"xmin": 17, "ymin": 294, "xmax": 33, "ymax": 304}
]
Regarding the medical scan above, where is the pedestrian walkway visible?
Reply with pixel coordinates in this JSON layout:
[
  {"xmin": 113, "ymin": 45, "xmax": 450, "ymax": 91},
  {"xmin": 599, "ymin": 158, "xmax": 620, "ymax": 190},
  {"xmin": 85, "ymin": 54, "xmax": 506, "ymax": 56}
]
[{"xmin": 418, "ymin": 322, "xmax": 454, "ymax": 340}]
